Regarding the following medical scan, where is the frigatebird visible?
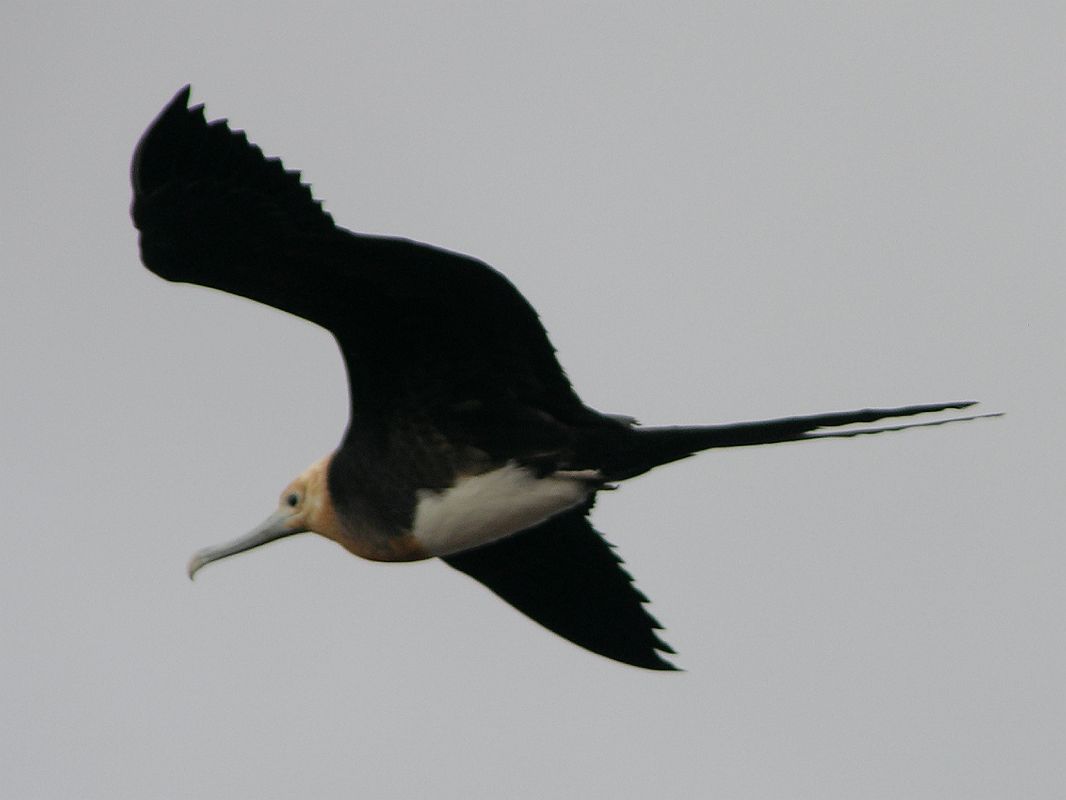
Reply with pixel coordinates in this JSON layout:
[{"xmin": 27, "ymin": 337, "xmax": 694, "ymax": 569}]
[{"xmin": 131, "ymin": 87, "xmax": 992, "ymax": 670}]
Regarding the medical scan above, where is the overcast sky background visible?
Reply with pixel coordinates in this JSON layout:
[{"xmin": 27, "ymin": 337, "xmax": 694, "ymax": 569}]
[{"xmin": 2, "ymin": 3, "xmax": 1062, "ymax": 798}]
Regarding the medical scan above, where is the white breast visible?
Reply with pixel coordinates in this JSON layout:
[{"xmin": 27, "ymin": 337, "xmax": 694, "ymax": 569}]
[{"xmin": 410, "ymin": 462, "xmax": 600, "ymax": 556}]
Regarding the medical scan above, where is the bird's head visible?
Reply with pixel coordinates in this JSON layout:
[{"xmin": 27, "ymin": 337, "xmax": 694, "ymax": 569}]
[{"xmin": 186, "ymin": 455, "xmax": 340, "ymax": 579}]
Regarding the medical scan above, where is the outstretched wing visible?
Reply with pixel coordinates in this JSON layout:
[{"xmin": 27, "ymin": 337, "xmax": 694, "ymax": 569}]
[
  {"xmin": 131, "ymin": 86, "xmax": 341, "ymax": 322},
  {"xmin": 131, "ymin": 86, "xmax": 593, "ymax": 423},
  {"xmin": 443, "ymin": 499, "xmax": 677, "ymax": 670}
]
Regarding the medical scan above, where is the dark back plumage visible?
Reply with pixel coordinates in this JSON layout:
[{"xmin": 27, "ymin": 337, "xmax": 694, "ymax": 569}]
[{"xmin": 132, "ymin": 87, "xmax": 601, "ymax": 433}]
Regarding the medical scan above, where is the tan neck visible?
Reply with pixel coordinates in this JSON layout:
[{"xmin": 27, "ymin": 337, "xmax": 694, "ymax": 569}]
[{"xmin": 300, "ymin": 452, "xmax": 429, "ymax": 563}]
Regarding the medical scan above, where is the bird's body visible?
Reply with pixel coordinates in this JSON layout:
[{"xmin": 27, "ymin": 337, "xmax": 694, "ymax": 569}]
[{"xmin": 132, "ymin": 87, "xmax": 992, "ymax": 670}]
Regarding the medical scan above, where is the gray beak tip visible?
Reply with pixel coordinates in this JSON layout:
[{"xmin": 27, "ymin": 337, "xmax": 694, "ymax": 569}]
[{"xmin": 187, "ymin": 551, "xmax": 209, "ymax": 581}]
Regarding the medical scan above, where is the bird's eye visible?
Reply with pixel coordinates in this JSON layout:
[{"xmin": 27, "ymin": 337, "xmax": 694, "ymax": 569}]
[{"xmin": 286, "ymin": 493, "xmax": 300, "ymax": 507}]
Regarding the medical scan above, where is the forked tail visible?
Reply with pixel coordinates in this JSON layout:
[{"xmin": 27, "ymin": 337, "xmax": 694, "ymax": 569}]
[{"xmin": 605, "ymin": 401, "xmax": 999, "ymax": 481}]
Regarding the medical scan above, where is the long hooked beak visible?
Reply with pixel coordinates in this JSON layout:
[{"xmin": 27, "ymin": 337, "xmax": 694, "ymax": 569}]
[{"xmin": 187, "ymin": 510, "xmax": 307, "ymax": 580}]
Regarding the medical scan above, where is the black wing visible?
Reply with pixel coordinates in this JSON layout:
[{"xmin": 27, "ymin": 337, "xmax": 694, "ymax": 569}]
[
  {"xmin": 131, "ymin": 86, "xmax": 595, "ymax": 425},
  {"xmin": 443, "ymin": 499, "xmax": 677, "ymax": 670}
]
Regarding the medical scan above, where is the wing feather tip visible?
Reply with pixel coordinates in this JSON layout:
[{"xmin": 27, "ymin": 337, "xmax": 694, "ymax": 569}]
[
  {"xmin": 169, "ymin": 84, "xmax": 192, "ymax": 112},
  {"xmin": 644, "ymin": 653, "xmax": 680, "ymax": 671}
]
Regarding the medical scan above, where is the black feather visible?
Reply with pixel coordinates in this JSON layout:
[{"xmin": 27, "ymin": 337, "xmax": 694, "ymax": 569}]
[{"xmin": 443, "ymin": 498, "xmax": 677, "ymax": 671}]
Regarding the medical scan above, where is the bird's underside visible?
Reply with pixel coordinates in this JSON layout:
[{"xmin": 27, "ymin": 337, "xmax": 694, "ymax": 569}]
[{"xmin": 132, "ymin": 86, "xmax": 995, "ymax": 670}]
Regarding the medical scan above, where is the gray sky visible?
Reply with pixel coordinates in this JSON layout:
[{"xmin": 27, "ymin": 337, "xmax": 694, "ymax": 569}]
[{"xmin": 2, "ymin": 3, "xmax": 1062, "ymax": 798}]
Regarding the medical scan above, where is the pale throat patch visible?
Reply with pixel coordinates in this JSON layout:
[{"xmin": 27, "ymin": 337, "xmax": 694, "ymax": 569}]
[{"xmin": 410, "ymin": 462, "xmax": 600, "ymax": 556}]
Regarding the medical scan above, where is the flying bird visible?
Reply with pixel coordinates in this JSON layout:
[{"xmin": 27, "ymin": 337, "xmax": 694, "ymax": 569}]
[{"xmin": 131, "ymin": 87, "xmax": 992, "ymax": 670}]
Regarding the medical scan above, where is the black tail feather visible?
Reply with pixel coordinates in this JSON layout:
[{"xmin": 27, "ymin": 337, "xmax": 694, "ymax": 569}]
[{"xmin": 606, "ymin": 401, "xmax": 996, "ymax": 480}]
